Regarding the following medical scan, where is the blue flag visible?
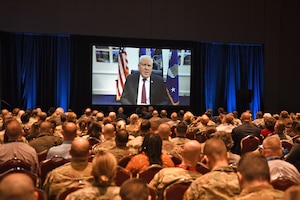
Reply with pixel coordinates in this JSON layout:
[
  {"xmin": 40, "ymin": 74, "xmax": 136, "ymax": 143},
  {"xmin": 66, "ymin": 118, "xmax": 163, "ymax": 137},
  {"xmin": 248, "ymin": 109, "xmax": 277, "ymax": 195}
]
[{"xmin": 166, "ymin": 50, "xmax": 179, "ymax": 105}]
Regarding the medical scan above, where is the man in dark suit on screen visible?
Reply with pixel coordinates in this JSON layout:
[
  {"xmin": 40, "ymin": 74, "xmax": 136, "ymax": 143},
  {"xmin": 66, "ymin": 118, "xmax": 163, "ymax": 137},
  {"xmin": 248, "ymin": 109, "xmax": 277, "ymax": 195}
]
[{"xmin": 120, "ymin": 55, "xmax": 170, "ymax": 105}]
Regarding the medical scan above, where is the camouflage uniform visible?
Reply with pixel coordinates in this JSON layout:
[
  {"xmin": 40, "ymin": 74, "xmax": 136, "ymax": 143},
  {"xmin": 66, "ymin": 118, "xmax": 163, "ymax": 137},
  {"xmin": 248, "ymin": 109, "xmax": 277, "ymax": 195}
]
[
  {"xmin": 108, "ymin": 146, "xmax": 134, "ymax": 162},
  {"xmin": 65, "ymin": 185, "xmax": 120, "ymax": 200},
  {"xmin": 234, "ymin": 184, "xmax": 283, "ymax": 200},
  {"xmin": 149, "ymin": 167, "xmax": 202, "ymax": 200},
  {"xmin": 43, "ymin": 161, "xmax": 93, "ymax": 200},
  {"xmin": 184, "ymin": 166, "xmax": 240, "ymax": 200},
  {"xmin": 92, "ymin": 138, "xmax": 116, "ymax": 153}
]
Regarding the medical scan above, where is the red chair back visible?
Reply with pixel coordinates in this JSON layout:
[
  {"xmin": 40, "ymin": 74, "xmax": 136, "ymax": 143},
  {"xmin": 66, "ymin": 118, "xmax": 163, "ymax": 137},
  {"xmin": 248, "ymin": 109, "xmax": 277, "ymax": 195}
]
[
  {"xmin": 240, "ymin": 135, "xmax": 260, "ymax": 154},
  {"xmin": 39, "ymin": 155, "xmax": 69, "ymax": 184},
  {"xmin": 115, "ymin": 166, "xmax": 132, "ymax": 186},
  {"xmin": 136, "ymin": 164, "xmax": 162, "ymax": 183},
  {"xmin": 0, "ymin": 157, "xmax": 31, "ymax": 174},
  {"xmin": 164, "ymin": 178, "xmax": 193, "ymax": 200},
  {"xmin": 271, "ymin": 177, "xmax": 298, "ymax": 191}
]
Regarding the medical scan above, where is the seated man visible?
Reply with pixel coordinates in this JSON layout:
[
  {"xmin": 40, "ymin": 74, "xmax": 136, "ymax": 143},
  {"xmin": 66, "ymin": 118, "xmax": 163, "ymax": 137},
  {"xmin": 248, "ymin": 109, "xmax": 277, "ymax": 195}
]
[
  {"xmin": 0, "ymin": 173, "xmax": 38, "ymax": 200},
  {"xmin": 43, "ymin": 137, "xmax": 93, "ymax": 200},
  {"xmin": 120, "ymin": 55, "xmax": 170, "ymax": 105},
  {"xmin": 29, "ymin": 121, "xmax": 62, "ymax": 153},
  {"xmin": 149, "ymin": 140, "xmax": 203, "ymax": 200},
  {"xmin": 92, "ymin": 123, "xmax": 116, "ymax": 153},
  {"xmin": 46, "ymin": 121, "xmax": 77, "ymax": 160},
  {"xmin": 0, "ymin": 119, "xmax": 39, "ymax": 174},
  {"xmin": 170, "ymin": 121, "xmax": 191, "ymax": 155},
  {"xmin": 235, "ymin": 152, "xmax": 284, "ymax": 199},
  {"xmin": 261, "ymin": 135, "xmax": 300, "ymax": 184},
  {"xmin": 108, "ymin": 129, "xmax": 135, "ymax": 161},
  {"xmin": 184, "ymin": 138, "xmax": 240, "ymax": 200}
]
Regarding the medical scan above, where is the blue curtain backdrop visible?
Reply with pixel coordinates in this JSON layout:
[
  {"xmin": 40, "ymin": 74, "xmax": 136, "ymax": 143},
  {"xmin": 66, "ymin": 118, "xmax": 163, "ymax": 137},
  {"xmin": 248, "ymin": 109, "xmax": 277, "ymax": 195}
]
[
  {"xmin": 198, "ymin": 42, "xmax": 264, "ymax": 117},
  {"xmin": 0, "ymin": 32, "xmax": 70, "ymax": 111}
]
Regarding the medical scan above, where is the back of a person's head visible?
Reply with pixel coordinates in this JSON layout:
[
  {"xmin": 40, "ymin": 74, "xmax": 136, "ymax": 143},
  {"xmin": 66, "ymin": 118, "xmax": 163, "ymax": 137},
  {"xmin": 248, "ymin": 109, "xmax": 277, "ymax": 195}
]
[
  {"xmin": 92, "ymin": 151, "xmax": 117, "ymax": 187},
  {"xmin": 280, "ymin": 110, "xmax": 289, "ymax": 119},
  {"xmin": 182, "ymin": 140, "xmax": 202, "ymax": 165},
  {"xmin": 70, "ymin": 137, "xmax": 91, "ymax": 159},
  {"xmin": 237, "ymin": 152, "xmax": 270, "ymax": 183},
  {"xmin": 157, "ymin": 123, "xmax": 171, "ymax": 140},
  {"xmin": 119, "ymin": 178, "xmax": 150, "ymax": 200},
  {"xmin": 241, "ymin": 112, "xmax": 252, "ymax": 123},
  {"xmin": 39, "ymin": 121, "xmax": 53, "ymax": 133},
  {"xmin": 211, "ymin": 131, "xmax": 234, "ymax": 151},
  {"xmin": 116, "ymin": 129, "xmax": 129, "ymax": 145},
  {"xmin": 204, "ymin": 138, "xmax": 228, "ymax": 163},
  {"xmin": 262, "ymin": 135, "xmax": 282, "ymax": 157},
  {"xmin": 183, "ymin": 111, "xmax": 194, "ymax": 124},
  {"xmin": 275, "ymin": 120, "xmax": 285, "ymax": 133},
  {"xmin": 103, "ymin": 123, "xmax": 115, "ymax": 137},
  {"xmin": 291, "ymin": 120, "xmax": 300, "ymax": 134},
  {"xmin": 141, "ymin": 133, "xmax": 162, "ymax": 165},
  {"xmin": 140, "ymin": 119, "xmax": 151, "ymax": 132},
  {"xmin": 0, "ymin": 173, "xmax": 38, "ymax": 200},
  {"xmin": 264, "ymin": 116, "xmax": 276, "ymax": 130},
  {"xmin": 87, "ymin": 121, "xmax": 102, "ymax": 138},
  {"xmin": 160, "ymin": 110, "xmax": 168, "ymax": 118},
  {"xmin": 224, "ymin": 114, "xmax": 234, "ymax": 125},
  {"xmin": 5, "ymin": 119, "xmax": 23, "ymax": 140},
  {"xmin": 176, "ymin": 121, "xmax": 187, "ymax": 135},
  {"xmin": 62, "ymin": 121, "xmax": 77, "ymax": 139}
]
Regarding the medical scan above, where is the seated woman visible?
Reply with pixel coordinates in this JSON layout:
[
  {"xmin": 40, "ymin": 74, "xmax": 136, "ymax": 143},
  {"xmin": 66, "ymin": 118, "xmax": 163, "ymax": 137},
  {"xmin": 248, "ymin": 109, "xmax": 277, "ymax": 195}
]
[
  {"xmin": 126, "ymin": 133, "xmax": 175, "ymax": 176},
  {"xmin": 65, "ymin": 151, "xmax": 120, "ymax": 200}
]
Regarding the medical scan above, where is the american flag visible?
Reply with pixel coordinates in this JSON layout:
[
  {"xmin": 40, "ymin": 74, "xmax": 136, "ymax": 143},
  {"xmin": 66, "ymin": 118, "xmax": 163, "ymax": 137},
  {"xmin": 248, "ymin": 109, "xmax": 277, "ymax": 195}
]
[{"xmin": 116, "ymin": 48, "xmax": 129, "ymax": 101}]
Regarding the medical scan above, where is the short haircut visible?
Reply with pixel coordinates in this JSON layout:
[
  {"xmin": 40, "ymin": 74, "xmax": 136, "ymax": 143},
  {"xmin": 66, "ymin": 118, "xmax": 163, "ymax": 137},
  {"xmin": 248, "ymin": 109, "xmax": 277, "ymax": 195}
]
[
  {"xmin": 116, "ymin": 129, "xmax": 129, "ymax": 144},
  {"xmin": 237, "ymin": 152, "xmax": 270, "ymax": 182},
  {"xmin": 70, "ymin": 137, "xmax": 90, "ymax": 158},
  {"xmin": 203, "ymin": 138, "xmax": 227, "ymax": 162},
  {"xmin": 140, "ymin": 119, "xmax": 151, "ymax": 132},
  {"xmin": 119, "ymin": 178, "xmax": 149, "ymax": 200},
  {"xmin": 176, "ymin": 121, "xmax": 187, "ymax": 135}
]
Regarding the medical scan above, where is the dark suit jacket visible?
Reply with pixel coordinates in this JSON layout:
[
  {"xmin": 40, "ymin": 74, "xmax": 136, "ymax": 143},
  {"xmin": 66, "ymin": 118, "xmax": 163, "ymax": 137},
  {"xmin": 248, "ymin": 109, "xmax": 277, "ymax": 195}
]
[
  {"xmin": 120, "ymin": 72, "xmax": 171, "ymax": 105},
  {"xmin": 231, "ymin": 123, "xmax": 262, "ymax": 155}
]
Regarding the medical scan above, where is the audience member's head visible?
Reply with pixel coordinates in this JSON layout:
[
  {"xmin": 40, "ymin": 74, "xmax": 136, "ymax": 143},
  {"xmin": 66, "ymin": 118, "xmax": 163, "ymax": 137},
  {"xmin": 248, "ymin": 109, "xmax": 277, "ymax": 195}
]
[
  {"xmin": 203, "ymin": 138, "xmax": 229, "ymax": 170},
  {"xmin": 264, "ymin": 116, "xmax": 276, "ymax": 131},
  {"xmin": 211, "ymin": 131, "xmax": 234, "ymax": 151},
  {"xmin": 141, "ymin": 133, "xmax": 162, "ymax": 165},
  {"xmin": 87, "ymin": 121, "xmax": 102, "ymax": 139},
  {"xmin": 4, "ymin": 119, "xmax": 24, "ymax": 141},
  {"xmin": 119, "ymin": 178, "xmax": 150, "ymax": 200},
  {"xmin": 115, "ymin": 129, "xmax": 129, "ymax": 147},
  {"xmin": 261, "ymin": 135, "xmax": 282, "ymax": 158},
  {"xmin": 175, "ymin": 121, "xmax": 188, "ymax": 136},
  {"xmin": 108, "ymin": 112, "xmax": 117, "ymax": 122},
  {"xmin": 102, "ymin": 123, "xmax": 116, "ymax": 139},
  {"xmin": 237, "ymin": 152, "xmax": 270, "ymax": 189},
  {"xmin": 181, "ymin": 140, "xmax": 203, "ymax": 167},
  {"xmin": 0, "ymin": 173, "xmax": 38, "ymax": 200},
  {"xmin": 39, "ymin": 121, "xmax": 54, "ymax": 134},
  {"xmin": 241, "ymin": 112, "xmax": 252, "ymax": 123},
  {"xmin": 274, "ymin": 120, "xmax": 285, "ymax": 134},
  {"xmin": 139, "ymin": 119, "xmax": 151, "ymax": 135},
  {"xmin": 182, "ymin": 111, "xmax": 194, "ymax": 125},
  {"xmin": 62, "ymin": 121, "xmax": 77, "ymax": 140},
  {"xmin": 92, "ymin": 151, "xmax": 117, "ymax": 187},
  {"xmin": 69, "ymin": 137, "xmax": 91, "ymax": 161},
  {"xmin": 157, "ymin": 122, "xmax": 171, "ymax": 140}
]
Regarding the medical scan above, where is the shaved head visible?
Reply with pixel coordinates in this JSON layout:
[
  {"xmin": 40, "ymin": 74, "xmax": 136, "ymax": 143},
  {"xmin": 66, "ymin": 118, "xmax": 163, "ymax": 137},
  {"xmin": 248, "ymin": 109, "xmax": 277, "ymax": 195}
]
[
  {"xmin": 182, "ymin": 140, "xmax": 203, "ymax": 165},
  {"xmin": 0, "ymin": 173, "xmax": 38, "ymax": 200},
  {"xmin": 157, "ymin": 123, "xmax": 171, "ymax": 140}
]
